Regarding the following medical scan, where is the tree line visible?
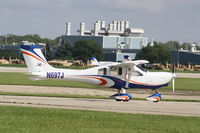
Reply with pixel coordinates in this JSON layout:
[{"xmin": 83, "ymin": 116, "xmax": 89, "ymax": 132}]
[
  {"xmin": 0, "ymin": 34, "xmax": 60, "ymax": 45},
  {"xmin": 136, "ymin": 43, "xmax": 172, "ymax": 64},
  {"xmin": 136, "ymin": 41, "xmax": 199, "ymax": 64},
  {"xmin": 153, "ymin": 41, "xmax": 200, "ymax": 51},
  {"xmin": 46, "ymin": 39, "xmax": 103, "ymax": 65}
]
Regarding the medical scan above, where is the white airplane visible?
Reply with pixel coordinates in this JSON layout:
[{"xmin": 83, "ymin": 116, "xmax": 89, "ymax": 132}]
[{"xmin": 20, "ymin": 45, "xmax": 175, "ymax": 102}]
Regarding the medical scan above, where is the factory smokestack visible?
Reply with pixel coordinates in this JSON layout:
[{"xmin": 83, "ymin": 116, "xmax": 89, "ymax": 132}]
[
  {"xmin": 66, "ymin": 22, "xmax": 71, "ymax": 35},
  {"xmin": 80, "ymin": 22, "xmax": 85, "ymax": 36}
]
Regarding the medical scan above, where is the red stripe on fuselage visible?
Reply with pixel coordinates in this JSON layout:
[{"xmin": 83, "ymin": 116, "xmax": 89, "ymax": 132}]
[
  {"xmin": 129, "ymin": 80, "xmax": 159, "ymax": 86},
  {"xmin": 22, "ymin": 51, "xmax": 46, "ymax": 64},
  {"xmin": 91, "ymin": 76, "xmax": 107, "ymax": 85},
  {"xmin": 76, "ymin": 76, "xmax": 107, "ymax": 85}
]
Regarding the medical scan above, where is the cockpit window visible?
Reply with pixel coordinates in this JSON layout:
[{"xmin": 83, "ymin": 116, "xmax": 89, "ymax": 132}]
[
  {"xmin": 135, "ymin": 71, "xmax": 143, "ymax": 76},
  {"xmin": 98, "ymin": 68, "xmax": 108, "ymax": 75},
  {"xmin": 103, "ymin": 68, "xmax": 107, "ymax": 75},
  {"xmin": 118, "ymin": 67, "xmax": 122, "ymax": 75},
  {"xmin": 137, "ymin": 65, "xmax": 148, "ymax": 72}
]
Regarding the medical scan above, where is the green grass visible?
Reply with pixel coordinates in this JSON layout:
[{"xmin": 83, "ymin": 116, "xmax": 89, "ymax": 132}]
[
  {"xmin": 0, "ymin": 106, "xmax": 199, "ymax": 133},
  {"xmin": 149, "ymin": 69, "xmax": 200, "ymax": 73},
  {"xmin": 53, "ymin": 65, "xmax": 91, "ymax": 69},
  {"xmin": 163, "ymin": 78, "xmax": 200, "ymax": 91},
  {"xmin": 1, "ymin": 63, "xmax": 200, "ymax": 72},
  {"xmin": 0, "ymin": 64, "xmax": 90, "ymax": 69},
  {"xmin": 0, "ymin": 72, "xmax": 200, "ymax": 91},
  {"xmin": 0, "ymin": 64, "xmax": 26, "ymax": 67}
]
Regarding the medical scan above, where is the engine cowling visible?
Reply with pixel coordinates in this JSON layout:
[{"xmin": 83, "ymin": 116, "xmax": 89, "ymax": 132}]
[{"xmin": 146, "ymin": 93, "xmax": 161, "ymax": 102}]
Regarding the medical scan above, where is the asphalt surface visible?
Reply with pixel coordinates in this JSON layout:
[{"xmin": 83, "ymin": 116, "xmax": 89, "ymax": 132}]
[
  {"xmin": 0, "ymin": 95, "xmax": 200, "ymax": 116},
  {"xmin": 1, "ymin": 85, "xmax": 200, "ymax": 100}
]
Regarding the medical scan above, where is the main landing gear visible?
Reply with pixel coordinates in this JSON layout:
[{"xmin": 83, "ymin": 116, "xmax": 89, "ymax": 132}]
[
  {"xmin": 110, "ymin": 88, "xmax": 161, "ymax": 102},
  {"xmin": 110, "ymin": 88, "xmax": 132, "ymax": 102},
  {"xmin": 146, "ymin": 89, "xmax": 161, "ymax": 102}
]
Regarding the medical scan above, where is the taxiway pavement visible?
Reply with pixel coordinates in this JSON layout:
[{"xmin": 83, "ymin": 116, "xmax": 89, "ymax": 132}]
[
  {"xmin": 1, "ymin": 85, "xmax": 200, "ymax": 100},
  {"xmin": 0, "ymin": 95, "xmax": 200, "ymax": 116}
]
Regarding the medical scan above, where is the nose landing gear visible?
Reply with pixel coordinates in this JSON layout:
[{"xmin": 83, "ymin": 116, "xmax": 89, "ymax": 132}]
[{"xmin": 146, "ymin": 90, "xmax": 161, "ymax": 102}]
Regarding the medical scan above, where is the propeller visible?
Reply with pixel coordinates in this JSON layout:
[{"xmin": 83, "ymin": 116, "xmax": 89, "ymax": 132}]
[{"xmin": 172, "ymin": 62, "xmax": 176, "ymax": 92}]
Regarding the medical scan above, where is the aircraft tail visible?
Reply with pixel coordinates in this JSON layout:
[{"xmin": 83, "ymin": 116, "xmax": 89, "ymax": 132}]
[
  {"xmin": 20, "ymin": 45, "xmax": 54, "ymax": 73},
  {"xmin": 89, "ymin": 57, "xmax": 99, "ymax": 65},
  {"xmin": 123, "ymin": 55, "xmax": 132, "ymax": 62}
]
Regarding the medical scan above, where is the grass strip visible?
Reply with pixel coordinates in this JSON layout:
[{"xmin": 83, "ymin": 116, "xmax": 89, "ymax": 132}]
[
  {"xmin": 2, "ymin": 64, "xmax": 200, "ymax": 73},
  {"xmin": 0, "ymin": 106, "xmax": 199, "ymax": 133},
  {"xmin": 0, "ymin": 64, "xmax": 90, "ymax": 69}
]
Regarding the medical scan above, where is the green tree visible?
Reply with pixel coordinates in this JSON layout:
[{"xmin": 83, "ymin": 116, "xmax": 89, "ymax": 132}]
[
  {"xmin": 0, "ymin": 51, "xmax": 20, "ymax": 60},
  {"xmin": 166, "ymin": 41, "xmax": 179, "ymax": 50},
  {"xmin": 56, "ymin": 39, "xmax": 72, "ymax": 60},
  {"xmin": 180, "ymin": 42, "xmax": 190, "ymax": 50},
  {"xmin": 45, "ymin": 41, "xmax": 52, "ymax": 61},
  {"xmin": 156, "ymin": 41, "xmax": 180, "ymax": 50},
  {"xmin": 23, "ymin": 34, "xmax": 42, "ymax": 43},
  {"xmin": 136, "ymin": 44, "xmax": 172, "ymax": 64},
  {"xmin": 0, "ymin": 34, "xmax": 60, "ymax": 45},
  {"xmin": 72, "ymin": 40, "xmax": 103, "ymax": 65}
]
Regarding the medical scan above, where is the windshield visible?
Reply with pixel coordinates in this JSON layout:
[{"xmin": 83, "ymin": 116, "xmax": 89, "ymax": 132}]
[{"xmin": 136, "ymin": 65, "xmax": 148, "ymax": 72}]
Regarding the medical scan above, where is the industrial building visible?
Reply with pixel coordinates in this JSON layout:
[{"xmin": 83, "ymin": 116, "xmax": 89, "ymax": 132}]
[
  {"xmin": 171, "ymin": 43, "xmax": 200, "ymax": 65},
  {"xmin": 62, "ymin": 21, "xmax": 148, "ymax": 61}
]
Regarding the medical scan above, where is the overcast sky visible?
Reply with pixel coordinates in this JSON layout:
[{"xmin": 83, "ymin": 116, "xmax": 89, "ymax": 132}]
[{"xmin": 0, "ymin": 0, "xmax": 200, "ymax": 43}]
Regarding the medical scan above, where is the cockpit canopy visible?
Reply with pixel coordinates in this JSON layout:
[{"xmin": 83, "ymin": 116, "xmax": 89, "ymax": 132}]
[{"xmin": 98, "ymin": 65, "xmax": 148, "ymax": 77}]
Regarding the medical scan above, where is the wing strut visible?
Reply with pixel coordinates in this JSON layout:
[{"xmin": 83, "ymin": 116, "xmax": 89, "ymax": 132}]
[{"xmin": 125, "ymin": 66, "xmax": 133, "ymax": 88}]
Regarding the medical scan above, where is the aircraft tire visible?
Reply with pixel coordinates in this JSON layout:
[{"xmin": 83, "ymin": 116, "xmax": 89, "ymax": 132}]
[{"xmin": 116, "ymin": 99, "xmax": 122, "ymax": 101}]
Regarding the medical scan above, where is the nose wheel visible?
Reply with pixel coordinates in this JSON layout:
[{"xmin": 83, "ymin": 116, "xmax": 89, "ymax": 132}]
[{"xmin": 146, "ymin": 89, "xmax": 161, "ymax": 102}]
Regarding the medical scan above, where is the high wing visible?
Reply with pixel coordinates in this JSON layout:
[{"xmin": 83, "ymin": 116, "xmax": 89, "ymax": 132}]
[
  {"xmin": 95, "ymin": 60, "xmax": 149, "ymax": 69},
  {"xmin": 89, "ymin": 56, "xmax": 148, "ymax": 69},
  {"xmin": 110, "ymin": 60, "xmax": 149, "ymax": 67}
]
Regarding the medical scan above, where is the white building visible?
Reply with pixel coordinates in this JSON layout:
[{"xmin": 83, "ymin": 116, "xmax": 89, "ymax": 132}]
[{"xmin": 62, "ymin": 21, "xmax": 148, "ymax": 61}]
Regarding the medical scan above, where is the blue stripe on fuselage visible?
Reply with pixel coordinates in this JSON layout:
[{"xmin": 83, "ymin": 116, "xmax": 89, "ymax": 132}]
[{"xmin": 84, "ymin": 75, "xmax": 168, "ymax": 89}]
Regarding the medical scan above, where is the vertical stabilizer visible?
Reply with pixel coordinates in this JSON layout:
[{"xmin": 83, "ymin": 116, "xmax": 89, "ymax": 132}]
[
  {"xmin": 20, "ymin": 45, "xmax": 54, "ymax": 72},
  {"xmin": 89, "ymin": 57, "xmax": 99, "ymax": 66},
  {"xmin": 123, "ymin": 55, "xmax": 132, "ymax": 63}
]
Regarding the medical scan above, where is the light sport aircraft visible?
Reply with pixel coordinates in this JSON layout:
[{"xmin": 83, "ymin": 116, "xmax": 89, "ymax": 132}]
[{"xmin": 20, "ymin": 45, "xmax": 175, "ymax": 102}]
